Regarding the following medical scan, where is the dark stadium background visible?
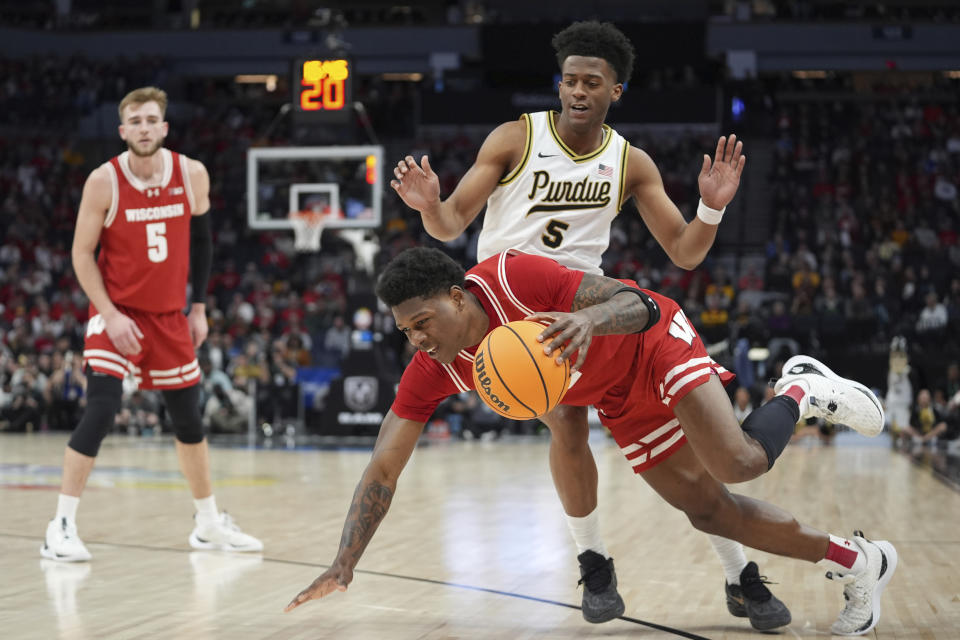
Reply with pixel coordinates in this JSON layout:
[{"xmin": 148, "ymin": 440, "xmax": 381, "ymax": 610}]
[{"xmin": 1, "ymin": 1, "xmax": 958, "ymax": 465}]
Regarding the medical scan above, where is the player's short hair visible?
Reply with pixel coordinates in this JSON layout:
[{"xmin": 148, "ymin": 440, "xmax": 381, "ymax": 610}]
[
  {"xmin": 552, "ymin": 21, "xmax": 635, "ymax": 84},
  {"xmin": 118, "ymin": 86, "xmax": 168, "ymax": 122},
  {"xmin": 375, "ymin": 247, "xmax": 465, "ymax": 308}
]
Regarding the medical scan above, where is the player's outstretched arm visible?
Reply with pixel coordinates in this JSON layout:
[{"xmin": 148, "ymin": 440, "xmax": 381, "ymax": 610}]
[
  {"xmin": 628, "ymin": 135, "xmax": 745, "ymax": 270},
  {"xmin": 527, "ymin": 274, "xmax": 655, "ymax": 371},
  {"xmin": 390, "ymin": 119, "xmax": 525, "ymax": 242},
  {"xmin": 284, "ymin": 411, "xmax": 425, "ymax": 612}
]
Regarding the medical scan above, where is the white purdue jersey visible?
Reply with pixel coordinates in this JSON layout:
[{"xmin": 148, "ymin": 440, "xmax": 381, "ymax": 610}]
[{"xmin": 477, "ymin": 111, "xmax": 630, "ymax": 275}]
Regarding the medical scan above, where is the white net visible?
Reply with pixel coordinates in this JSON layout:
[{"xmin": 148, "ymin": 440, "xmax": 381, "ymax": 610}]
[{"xmin": 289, "ymin": 210, "xmax": 328, "ymax": 253}]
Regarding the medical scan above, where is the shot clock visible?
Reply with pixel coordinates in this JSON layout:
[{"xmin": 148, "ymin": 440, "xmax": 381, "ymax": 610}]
[{"xmin": 292, "ymin": 58, "xmax": 353, "ymax": 124}]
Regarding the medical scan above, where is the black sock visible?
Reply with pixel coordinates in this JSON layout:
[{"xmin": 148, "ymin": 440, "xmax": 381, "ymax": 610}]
[{"xmin": 740, "ymin": 395, "xmax": 800, "ymax": 470}]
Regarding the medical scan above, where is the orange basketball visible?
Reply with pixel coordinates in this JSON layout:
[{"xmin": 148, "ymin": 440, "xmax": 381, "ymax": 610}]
[{"xmin": 472, "ymin": 320, "xmax": 570, "ymax": 420}]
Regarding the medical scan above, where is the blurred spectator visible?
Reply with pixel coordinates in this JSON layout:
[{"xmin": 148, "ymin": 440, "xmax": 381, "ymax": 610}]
[
  {"xmin": 45, "ymin": 350, "xmax": 85, "ymax": 431},
  {"xmin": 204, "ymin": 378, "xmax": 252, "ymax": 434},
  {"xmin": 902, "ymin": 389, "xmax": 948, "ymax": 446},
  {"xmin": 116, "ymin": 390, "xmax": 161, "ymax": 436},
  {"xmin": 323, "ymin": 315, "xmax": 351, "ymax": 360},
  {"xmin": 916, "ymin": 291, "xmax": 948, "ymax": 334},
  {"xmin": 732, "ymin": 387, "xmax": 754, "ymax": 424}
]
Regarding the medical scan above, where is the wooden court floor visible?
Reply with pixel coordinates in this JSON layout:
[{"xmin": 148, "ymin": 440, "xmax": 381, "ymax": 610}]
[{"xmin": 1, "ymin": 431, "xmax": 958, "ymax": 639}]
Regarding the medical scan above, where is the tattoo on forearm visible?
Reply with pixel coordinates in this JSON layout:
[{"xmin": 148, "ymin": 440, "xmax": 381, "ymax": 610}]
[
  {"xmin": 572, "ymin": 275, "xmax": 649, "ymax": 334},
  {"xmin": 571, "ymin": 274, "xmax": 616, "ymax": 311},
  {"xmin": 338, "ymin": 480, "xmax": 394, "ymax": 564}
]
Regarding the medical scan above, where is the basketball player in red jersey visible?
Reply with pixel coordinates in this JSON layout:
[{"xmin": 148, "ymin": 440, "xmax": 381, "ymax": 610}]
[
  {"xmin": 390, "ymin": 21, "xmax": 787, "ymax": 630},
  {"xmin": 287, "ymin": 248, "xmax": 896, "ymax": 637},
  {"xmin": 41, "ymin": 87, "xmax": 261, "ymax": 562}
]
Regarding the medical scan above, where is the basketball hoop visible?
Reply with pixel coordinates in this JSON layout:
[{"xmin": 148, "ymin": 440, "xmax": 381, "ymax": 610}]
[{"xmin": 289, "ymin": 209, "xmax": 329, "ymax": 253}]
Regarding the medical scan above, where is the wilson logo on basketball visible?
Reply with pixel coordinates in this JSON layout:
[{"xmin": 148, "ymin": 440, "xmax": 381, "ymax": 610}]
[{"xmin": 473, "ymin": 351, "xmax": 512, "ymax": 413}]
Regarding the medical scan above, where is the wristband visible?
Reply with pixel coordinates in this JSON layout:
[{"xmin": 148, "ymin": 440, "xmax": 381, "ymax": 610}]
[
  {"xmin": 696, "ymin": 198, "xmax": 725, "ymax": 225},
  {"xmin": 611, "ymin": 287, "xmax": 660, "ymax": 332}
]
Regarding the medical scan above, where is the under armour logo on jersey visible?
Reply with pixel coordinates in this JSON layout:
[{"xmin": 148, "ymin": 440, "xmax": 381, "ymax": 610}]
[
  {"xmin": 168, "ymin": 186, "xmax": 184, "ymax": 196},
  {"xmin": 146, "ymin": 187, "xmax": 160, "ymax": 197}
]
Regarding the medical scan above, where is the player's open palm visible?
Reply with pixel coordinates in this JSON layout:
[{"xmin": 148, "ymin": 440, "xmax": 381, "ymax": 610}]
[
  {"xmin": 284, "ymin": 565, "xmax": 353, "ymax": 612},
  {"xmin": 698, "ymin": 135, "xmax": 746, "ymax": 211},
  {"xmin": 105, "ymin": 312, "xmax": 144, "ymax": 356},
  {"xmin": 391, "ymin": 155, "xmax": 440, "ymax": 213}
]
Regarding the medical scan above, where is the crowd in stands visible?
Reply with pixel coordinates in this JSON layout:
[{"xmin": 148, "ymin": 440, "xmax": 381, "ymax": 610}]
[{"xmin": 2, "ymin": 52, "xmax": 959, "ymax": 447}]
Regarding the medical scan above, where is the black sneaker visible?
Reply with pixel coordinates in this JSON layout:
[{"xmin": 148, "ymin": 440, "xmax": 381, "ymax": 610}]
[
  {"xmin": 577, "ymin": 550, "xmax": 626, "ymax": 623},
  {"xmin": 725, "ymin": 561, "xmax": 792, "ymax": 630}
]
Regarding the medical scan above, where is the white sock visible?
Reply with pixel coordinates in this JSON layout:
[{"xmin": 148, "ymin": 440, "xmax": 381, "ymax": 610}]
[
  {"xmin": 565, "ymin": 508, "xmax": 608, "ymax": 558},
  {"xmin": 194, "ymin": 495, "xmax": 219, "ymax": 525},
  {"xmin": 55, "ymin": 494, "xmax": 80, "ymax": 523},
  {"xmin": 817, "ymin": 534, "xmax": 867, "ymax": 576},
  {"xmin": 707, "ymin": 534, "xmax": 748, "ymax": 585}
]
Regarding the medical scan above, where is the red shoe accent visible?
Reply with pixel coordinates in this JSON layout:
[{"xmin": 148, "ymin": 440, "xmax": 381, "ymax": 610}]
[
  {"xmin": 825, "ymin": 538, "xmax": 859, "ymax": 569},
  {"xmin": 781, "ymin": 384, "xmax": 806, "ymax": 408}
]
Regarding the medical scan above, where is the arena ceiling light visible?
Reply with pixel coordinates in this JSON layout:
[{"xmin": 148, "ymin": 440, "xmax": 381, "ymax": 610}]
[
  {"xmin": 235, "ymin": 74, "xmax": 278, "ymax": 91},
  {"xmin": 381, "ymin": 73, "xmax": 423, "ymax": 81}
]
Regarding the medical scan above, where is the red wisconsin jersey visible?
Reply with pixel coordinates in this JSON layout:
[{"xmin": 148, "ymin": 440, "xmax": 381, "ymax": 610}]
[
  {"xmin": 98, "ymin": 149, "xmax": 195, "ymax": 313},
  {"xmin": 392, "ymin": 251, "xmax": 641, "ymax": 423}
]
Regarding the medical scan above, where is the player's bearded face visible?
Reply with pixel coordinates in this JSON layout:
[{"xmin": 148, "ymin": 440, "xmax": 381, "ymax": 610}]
[
  {"xmin": 127, "ymin": 135, "xmax": 165, "ymax": 157},
  {"xmin": 120, "ymin": 102, "xmax": 168, "ymax": 157}
]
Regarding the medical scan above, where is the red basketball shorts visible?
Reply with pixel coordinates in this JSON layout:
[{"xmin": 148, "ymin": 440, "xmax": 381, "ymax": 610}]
[
  {"xmin": 82, "ymin": 304, "xmax": 200, "ymax": 390},
  {"xmin": 596, "ymin": 292, "xmax": 735, "ymax": 473}
]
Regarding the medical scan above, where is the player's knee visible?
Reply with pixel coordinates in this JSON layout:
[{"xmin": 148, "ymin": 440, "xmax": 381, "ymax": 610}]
[
  {"xmin": 163, "ymin": 385, "xmax": 205, "ymax": 444},
  {"xmin": 680, "ymin": 493, "xmax": 735, "ymax": 535},
  {"xmin": 68, "ymin": 373, "xmax": 123, "ymax": 457},
  {"xmin": 542, "ymin": 406, "xmax": 589, "ymax": 448}
]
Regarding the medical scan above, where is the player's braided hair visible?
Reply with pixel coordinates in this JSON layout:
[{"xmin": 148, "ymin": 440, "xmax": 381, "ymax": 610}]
[
  {"xmin": 375, "ymin": 247, "xmax": 466, "ymax": 307},
  {"xmin": 551, "ymin": 21, "xmax": 635, "ymax": 84}
]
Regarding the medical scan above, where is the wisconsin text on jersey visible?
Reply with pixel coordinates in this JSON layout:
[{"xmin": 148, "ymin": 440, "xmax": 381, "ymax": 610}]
[
  {"xmin": 124, "ymin": 203, "xmax": 186, "ymax": 222},
  {"xmin": 525, "ymin": 170, "xmax": 612, "ymax": 216}
]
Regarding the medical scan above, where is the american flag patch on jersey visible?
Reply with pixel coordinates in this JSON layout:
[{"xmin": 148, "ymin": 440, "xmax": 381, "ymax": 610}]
[{"xmin": 597, "ymin": 163, "xmax": 614, "ymax": 177}]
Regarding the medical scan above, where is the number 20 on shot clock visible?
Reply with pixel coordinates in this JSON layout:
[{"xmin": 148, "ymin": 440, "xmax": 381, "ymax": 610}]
[{"xmin": 293, "ymin": 58, "xmax": 353, "ymax": 124}]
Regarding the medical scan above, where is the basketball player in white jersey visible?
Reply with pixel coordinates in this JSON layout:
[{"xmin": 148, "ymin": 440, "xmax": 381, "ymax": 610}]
[{"xmin": 391, "ymin": 21, "xmax": 790, "ymax": 631}]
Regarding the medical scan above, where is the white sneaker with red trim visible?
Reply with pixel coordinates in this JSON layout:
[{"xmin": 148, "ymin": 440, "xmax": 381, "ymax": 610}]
[{"xmin": 775, "ymin": 355, "xmax": 884, "ymax": 436}]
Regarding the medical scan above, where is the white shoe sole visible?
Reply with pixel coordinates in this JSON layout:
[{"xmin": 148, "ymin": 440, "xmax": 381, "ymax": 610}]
[
  {"xmin": 831, "ymin": 540, "xmax": 898, "ymax": 636},
  {"xmin": 780, "ymin": 355, "xmax": 885, "ymax": 436},
  {"xmin": 189, "ymin": 532, "xmax": 263, "ymax": 552},
  {"xmin": 40, "ymin": 543, "xmax": 91, "ymax": 563}
]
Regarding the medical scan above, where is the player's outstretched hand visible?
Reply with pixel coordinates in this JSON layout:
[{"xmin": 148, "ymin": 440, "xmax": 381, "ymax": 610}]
[
  {"xmin": 698, "ymin": 134, "xmax": 746, "ymax": 211},
  {"xmin": 390, "ymin": 155, "xmax": 441, "ymax": 213},
  {"xmin": 525, "ymin": 311, "xmax": 594, "ymax": 372},
  {"xmin": 284, "ymin": 565, "xmax": 353, "ymax": 612},
  {"xmin": 105, "ymin": 312, "xmax": 144, "ymax": 356}
]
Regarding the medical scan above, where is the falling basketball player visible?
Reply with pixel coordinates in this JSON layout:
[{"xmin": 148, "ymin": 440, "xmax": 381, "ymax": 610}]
[
  {"xmin": 287, "ymin": 247, "xmax": 897, "ymax": 637},
  {"xmin": 389, "ymin": 20, "xmax": 788, "ymax": 631}
]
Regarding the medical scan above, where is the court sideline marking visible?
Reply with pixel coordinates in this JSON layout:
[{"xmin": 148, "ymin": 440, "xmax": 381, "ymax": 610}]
[{"xmin": 3, "ymin": 532, "xmax": 711, "ymax": 640}]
